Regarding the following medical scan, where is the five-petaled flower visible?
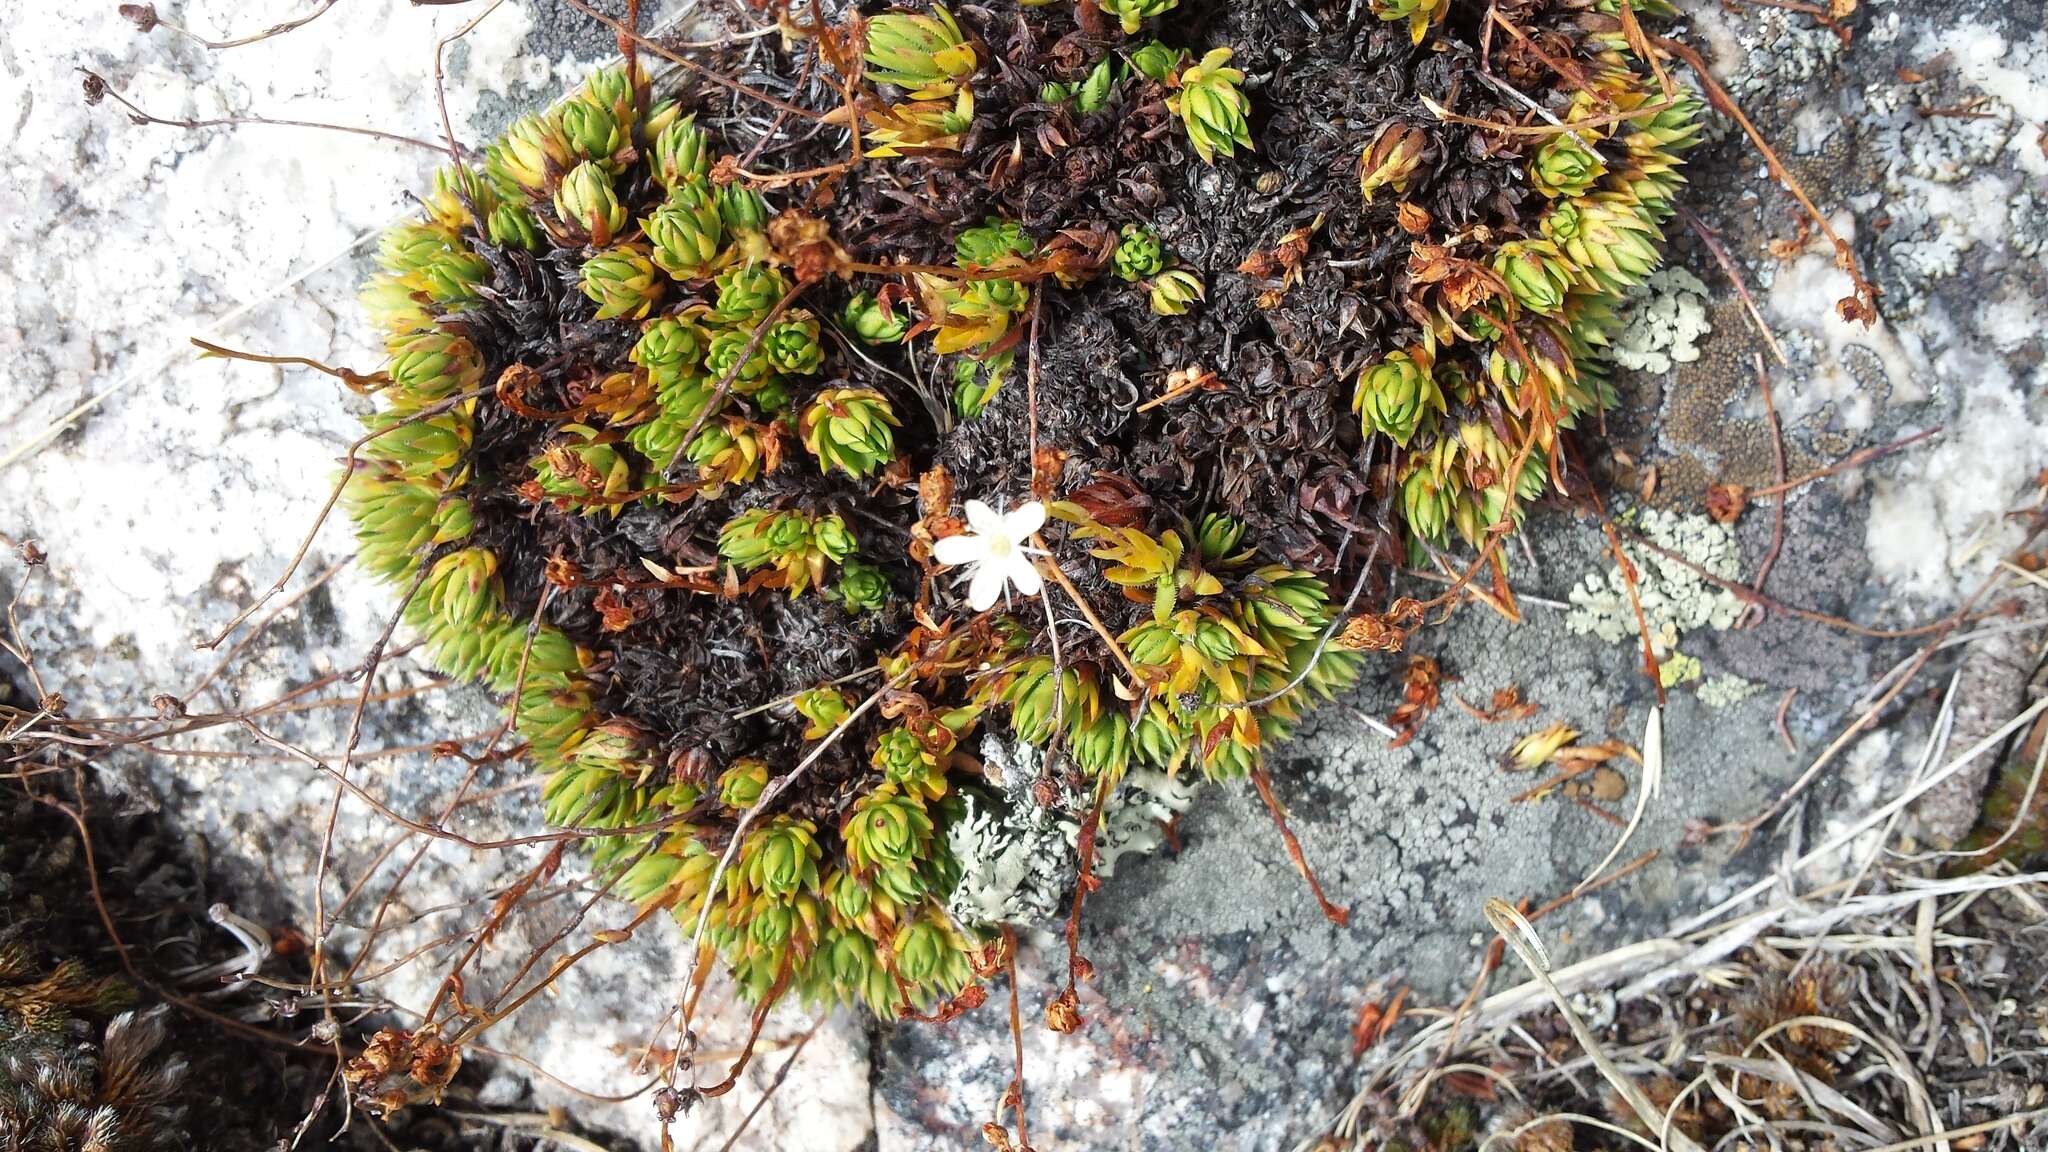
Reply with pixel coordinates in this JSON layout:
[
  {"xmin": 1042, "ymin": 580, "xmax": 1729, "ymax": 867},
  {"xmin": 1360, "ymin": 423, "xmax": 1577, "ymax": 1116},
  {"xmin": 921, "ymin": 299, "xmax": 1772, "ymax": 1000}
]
[{"xmin": 932, "ymin": 499, "xmax": 1048, "ymax": 611}]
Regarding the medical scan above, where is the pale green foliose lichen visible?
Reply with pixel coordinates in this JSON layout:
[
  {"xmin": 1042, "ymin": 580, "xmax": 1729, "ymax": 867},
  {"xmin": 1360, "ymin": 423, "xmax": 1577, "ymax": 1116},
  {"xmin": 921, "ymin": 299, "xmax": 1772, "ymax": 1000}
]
[
  {"xmin": 1611, "ymin": 267, "xmax": 1713, "ymax": 375},
  {"xmin": 943, "ymin": 736, "xmax": 1199, "ymax": 929},
  {"xmin": 1698, "ymin": 672, "xmax": 1766, "ymax": 708},
  {"xmin": 1566, "ymin": 508, "xmax": 1746, "ymax": 654}
]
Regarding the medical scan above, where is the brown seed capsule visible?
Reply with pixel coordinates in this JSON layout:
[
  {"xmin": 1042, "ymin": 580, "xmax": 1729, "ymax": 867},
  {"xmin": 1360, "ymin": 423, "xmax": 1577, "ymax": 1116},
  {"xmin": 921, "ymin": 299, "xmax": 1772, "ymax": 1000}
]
[
  {"xmin": 1359, "ymin": 121, "xmax": 1431, "ymax": 203},
  {"xmin": 1044, "ymin": 987, "xmax": 1084, "ymax": 1033},
  {"xmin": 1705, "ymin": 482, "xmax": 1748, "ymax": 524}
]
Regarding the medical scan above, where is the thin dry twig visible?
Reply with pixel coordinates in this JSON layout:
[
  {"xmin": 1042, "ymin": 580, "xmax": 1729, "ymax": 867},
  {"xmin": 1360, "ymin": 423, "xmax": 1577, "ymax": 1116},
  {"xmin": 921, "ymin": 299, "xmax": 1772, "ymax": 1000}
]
[
  {"xmin": 1743, "ymin": 355, "xmax": 1789, "ymax": 626},
  {"xmin": 78, "ymin": 68, "xmax": 451, "ymax": 153},
  {"xmin": 1679, "ymin": 208, "xmax": 1789, "ymax": 367},
  {"xmin": 1749, "ymin": 426, "xmax": 1943, "ymax": 498},
  {"xmin": 1654, "ymin": 34, "xmax": 1881, "ymax": 324},
  {"xmin": 124, "ymin": 0, "xmax": 344, "ymax": 51},
  {"xmin": 1251, "ymin": 766, "xmax": 1350, "ymax": 926}
]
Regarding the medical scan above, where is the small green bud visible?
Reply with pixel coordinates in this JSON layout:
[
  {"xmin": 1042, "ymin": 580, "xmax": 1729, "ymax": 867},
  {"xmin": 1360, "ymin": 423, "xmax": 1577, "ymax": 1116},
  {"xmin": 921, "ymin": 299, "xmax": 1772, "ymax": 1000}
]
[
  {"xmin": 841, "ymin": 291, "xmax": 911, "ymax": 344},
  {"xmin": 1112, "ymin": 224, "xmax": 1166, "ymax": 281},
  {"xmin": 1128, "ymin": 41, "xmax": 1187, "ymax": 85},
  {"xmin": 1071, "ymin": 713, "xmax": 1131, "ymax": 782},
  {"xmin": 873, "ymin": 727, "xmax": 931, "ymax": 780},
  {"xmin": 683, "ymin": 416, "xmax": 766, "ymax": 495},
  {"xmin": 890, "ymin": 915, "xmax": 963, "ymax": 989},
  {"xmin": 632, "ymin": 316, "xmax": 712, "ymax": 381},
  {"xmin": 719, "ymin": 758, "xmax": 771, "ymax": 809},
  {"xmin": 653, "ymin": 114, "xmax": 714, "ymax": 189},
  {"xmin": 967, "ymin": 277, "xmax": 1029, "ymax": 314},
  {"xmin": 559, "ymin": 100, "xmax": 626, "ymax": 168},
  {"xmin": 1240, "ymin": 565, "xmax": 1333, "ymax": 646},
  {"xmin": 428, "ymin": 164, "xmax": 497, "ymax": 230},
  {"xmin": 498, "ymin": 111, "xmax": 573, "ymax": 195},
  {"xmin": 1530, "ymin": 134, "xmax": 1606, "ymax": 199},
  {"xmin": 1132, "ymin": 701, "xmax": 1186, "ymax": 769},
  {"xmin": 1039, "ymin": 80, "xmax": 1073, "ymax": 105},
  {"xmin": 835, "ymin": 559, "xmax": 890, "ymax": 614},
  {"xmin": 579, "ymin": 244, "xmax": 664, "ymax": 320},
  {"xmin": 1123, "ymin": 621, "xmax": 1179, "ymax": 670},
  {"xmin": 843, "ymin": 785, "xmax": 933, "ymax": 872},
  {"xmin": 764, "ymin": 311, "xmax": 825, "ymax": 375},
  {"xmin": 704, "ymin": 327, "xmax": 776, "ymax": 388},
  {"xmin": 1542, "ymin": 197, "xmax": 1663, "ymax": 293},
  {"xmin": 864, "ymin": 5, "xmax": 979, "ymax": 100},
  {"xmin": 954, "ymin": 217, "xmax": 1035, "ymax": 267},
  {"xmin": 554, "ymin": 161, "xmax": 627, "ymax": 247},
  {"xmin": 359, "ymin": 274, "xmax": 432, "ymax": 334},
  {"xmin": 742, "ymin": 817, "xmax": 819, "ymax": 897},
  {"xmin": 1492, "ymin": 239, "xmax": 1573, "ymax": 315},
  {"xmin": 415, "ymin": 251, "xmax": 488, "ymax": 308},
  {"xmin": 378, "ymin": 222, "xmax": 457, "ymax": 276},
  {"xmin": 626, "ymin": 409, "xmax": 690, "ymax": 470},
  {"xmin": 750, "ymin": 377, "xmax": 792, "ymax": 412},
  {"xmin": 800, "ymin": 387, "xmax": 902, "ymax": 478},
  {"xmin": 365, "ymin": 408, "xmax": 471, "ymax": 480},
  {"xmin": 1352, "ymin": 349, "xmax": 1444, "ymax": 447},
  {"xmin": 346, "ymin": 469, "xmax": 474, "ymax": 581},
  {"xmin": 643, "ymin": 192, "xmax": 726, "ymax": 281},
  {"xmin": 1194, "ymin": 513, "xmax": 1246, "ymax": 565},
  {"xmin": 1191, "ymin": 617, "xmax": 1240, "ymax": 662},
  {"xmin": 487, "ymin": 202, "xmax": 542, "ymax": 250},
  {"xmin": 420, "ymin": 547, "xmax": 501, "ymax": 631},
  {"xmin": 1097, "ymin": 0, "xmax": 1177, "ymax": 36},
  {"xmin": 714, "ymin": 263, "xmax": 791, "ymax": 325},
  {"xmin": 1167, "ymin": 48, "xmax": 1252, "ymax": 165},
  {"xmin": 793, "ymin": 686, "xmax": 852, "ymax": 739},
  {"xmin": 1074, "ymin": 57, "xmax": 1117, "ymax": 113},
  {"xmin": 812, "ymin": 515, "xmax": 856, "ymax": 563},
  {"xmin": 1400, "ymin": 465, "xmax": 1452, "ymax": 545},
  {"xmin": 386, "ymin": 328, "xmax": 483, "ymax": 408},
  {"xmin": 950, "ymin": 352, "xmax": 1010, "ymax": 420},
  {"xmin": 718, "ymin": 183, "xmax": 771, "ymax": 234},
  {"xmin": 577, "ymin": 62, "xmax": 644, "ymax": 129}
]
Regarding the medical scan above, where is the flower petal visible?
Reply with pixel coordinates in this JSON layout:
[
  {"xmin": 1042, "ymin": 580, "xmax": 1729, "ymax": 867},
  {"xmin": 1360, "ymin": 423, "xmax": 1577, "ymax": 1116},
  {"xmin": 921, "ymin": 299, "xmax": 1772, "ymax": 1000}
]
[
  {"xmin": 932, "ymin": 534, "xmax": 984, "ymax": 567},
  {"xmin": 966, "ymin": 561, "xmax": 1006, "ymax": 611},
  {"xmin": 1002, "ymin": 501, "xmax": 1046, "ymax": 540},
  {"xmin": 964, "ymin": 499, "xmax": 1005, "ymax": 537},
  {"xmin": 1006, "ymin": 553, "xmax": 1043, "ymax": 598}
]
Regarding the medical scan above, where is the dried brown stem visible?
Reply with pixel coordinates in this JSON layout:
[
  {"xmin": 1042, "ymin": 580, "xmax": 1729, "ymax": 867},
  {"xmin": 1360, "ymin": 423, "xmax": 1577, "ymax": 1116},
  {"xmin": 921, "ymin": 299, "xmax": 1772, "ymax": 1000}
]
[
  {"xmin": 1680, "ymin": 208, "xmax": 1789, "ymax": 367},
  {"xmin": 78, "ymin": 68, "xmax": 450, "ymax": 153},
  {"xmin": 433, "ymin": 0, "xmax": 511, "ymax": 165},
  {"xmin": 1251, "ymin": 765, "xmax": 1350, "ymax": 925},
  {"xmin": 1653, "ymin": 34, "xmax": 1881, "ymax": 324},
  {"xmin": 1749, "ymin": 426, "xmax": 1942, "ymax": 498},
  {"xmin": 132, "ymin": 0, "xmax": 343, "ymax": 50},
  {"xmin": 1743, "ymin": 355, "xmax": 1789, "ymax": 625},
  {"xmin": 199, "ymin": 384, "xmax": 493, "ymax": 650},
  {"xmin": 560, "ymin": 0, "xmax": 832, "ymax": 122},
  {"xmin": 191, "ymin": 338, "xmax": 389, "ymax": 392}
]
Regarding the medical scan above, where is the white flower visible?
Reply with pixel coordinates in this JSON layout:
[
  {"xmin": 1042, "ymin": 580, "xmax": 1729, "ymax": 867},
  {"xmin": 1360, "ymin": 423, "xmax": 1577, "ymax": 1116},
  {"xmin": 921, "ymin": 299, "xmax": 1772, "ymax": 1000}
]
[{"xmin": 932, "ymin": 499, "xmax": 1048, "ymax": 612}]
